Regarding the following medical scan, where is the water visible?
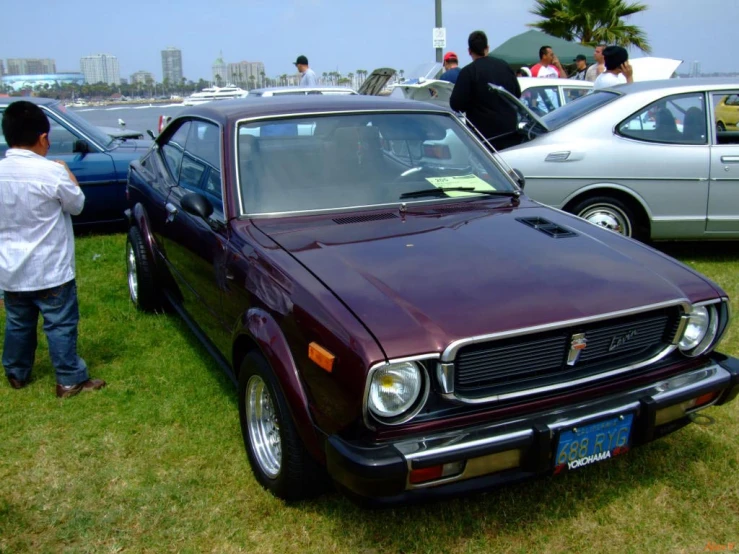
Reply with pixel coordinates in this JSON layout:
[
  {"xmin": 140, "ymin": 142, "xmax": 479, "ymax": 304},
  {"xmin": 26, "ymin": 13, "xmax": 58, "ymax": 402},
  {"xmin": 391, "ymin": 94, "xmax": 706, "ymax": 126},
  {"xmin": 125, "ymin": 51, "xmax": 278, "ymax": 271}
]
[{"xmin": 69, "ymin": 103, "xmax": 187, "ymax": 135}]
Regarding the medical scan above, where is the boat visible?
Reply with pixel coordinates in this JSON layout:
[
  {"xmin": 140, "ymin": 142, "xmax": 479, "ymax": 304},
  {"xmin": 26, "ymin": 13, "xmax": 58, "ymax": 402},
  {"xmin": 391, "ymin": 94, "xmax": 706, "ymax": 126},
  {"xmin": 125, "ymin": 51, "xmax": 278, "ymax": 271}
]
[{"xmin": 182, "ymin": 85, "xmax": 248, "ymax": 106}]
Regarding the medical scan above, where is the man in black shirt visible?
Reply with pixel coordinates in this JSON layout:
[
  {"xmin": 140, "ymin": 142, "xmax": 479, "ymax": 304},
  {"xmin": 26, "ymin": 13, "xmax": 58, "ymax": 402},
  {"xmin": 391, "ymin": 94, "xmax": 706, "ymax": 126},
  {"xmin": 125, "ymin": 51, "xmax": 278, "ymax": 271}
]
[{"xmin": 450, "ymin": 30, "xmax": 522, "ymax": 151}]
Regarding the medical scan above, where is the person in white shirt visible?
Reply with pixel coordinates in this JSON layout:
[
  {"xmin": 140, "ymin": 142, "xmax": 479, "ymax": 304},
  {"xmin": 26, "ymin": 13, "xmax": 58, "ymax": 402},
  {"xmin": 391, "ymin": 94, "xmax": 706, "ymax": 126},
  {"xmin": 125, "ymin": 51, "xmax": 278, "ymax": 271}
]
[
  {"xmin": 293, "ymin": 55, "xmax": 318, "ymax": 87},
  {"xmin": 585, "ymin": 45, "xmax": 606, "ymax": 82},
  {"xmin": 593, "ymin": 46, "xmax": 634, "ymax": 90},
  {"xmin": 531, "ymin": 46, "xmax": 564, "ymax": 78},
  {"xmin": 0, "ymin": 101, "xmax": 105, "ymax": 397}
]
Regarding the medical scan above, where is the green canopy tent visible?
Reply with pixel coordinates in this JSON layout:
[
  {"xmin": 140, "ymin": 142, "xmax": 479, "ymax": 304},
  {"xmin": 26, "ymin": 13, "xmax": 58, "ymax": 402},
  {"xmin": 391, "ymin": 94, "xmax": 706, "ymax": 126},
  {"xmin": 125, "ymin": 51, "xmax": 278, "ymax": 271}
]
[{"xmin": 489, "ymin": 30, "xmax": 595, "ymax": 68}]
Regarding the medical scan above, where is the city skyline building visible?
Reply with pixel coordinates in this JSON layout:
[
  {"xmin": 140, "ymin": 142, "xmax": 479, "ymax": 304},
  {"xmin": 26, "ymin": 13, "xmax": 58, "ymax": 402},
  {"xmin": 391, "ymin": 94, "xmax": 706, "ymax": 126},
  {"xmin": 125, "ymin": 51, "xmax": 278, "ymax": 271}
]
[
  {"xmin": 80, "ymin": 54, "xmax": 120, "ymax": 85},
  {"xmin": 6, "ymin": 58, "xmax": 56, "ymax": 75},
  {"xmin": 130, "ymin": 70, "xmax": 155, "ymax": 85},
  {"xmin": 226, "ymin": 60, "xmax": 265, "ymax": 88},
  {"xmin": 0, "ymin": 60, "xmax": 4, "ymax": 76},
  {"xmin": 161, "ymin": 47, "xmax": 183, "ymax": 84},
  {"xmin": 212, "ymin": 51, "xmax": 227, "ymax": 85},
  {"xmin": 690, "ymin": 60, "xmax": 702, "ymax": 77}
]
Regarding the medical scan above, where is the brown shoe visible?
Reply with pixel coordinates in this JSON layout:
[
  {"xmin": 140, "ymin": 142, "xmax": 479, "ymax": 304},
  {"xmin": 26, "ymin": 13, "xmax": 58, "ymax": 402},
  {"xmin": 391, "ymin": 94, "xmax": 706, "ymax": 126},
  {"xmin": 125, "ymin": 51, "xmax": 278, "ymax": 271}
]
[
  {"xmin": 8, "ymin": 376, "xmax": 30, "ymax": 389},
  {"xmin": 56, "ymin": 378, "xmax": 106, "ymax": 398}
]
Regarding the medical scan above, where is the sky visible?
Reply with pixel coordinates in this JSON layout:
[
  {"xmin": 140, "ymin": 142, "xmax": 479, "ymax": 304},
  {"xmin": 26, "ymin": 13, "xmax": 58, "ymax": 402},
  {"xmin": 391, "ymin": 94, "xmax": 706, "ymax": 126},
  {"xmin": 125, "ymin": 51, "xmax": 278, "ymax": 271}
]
[{"xmin": 1, "ymin": 0, "xmax": 736, "ymax": 82}]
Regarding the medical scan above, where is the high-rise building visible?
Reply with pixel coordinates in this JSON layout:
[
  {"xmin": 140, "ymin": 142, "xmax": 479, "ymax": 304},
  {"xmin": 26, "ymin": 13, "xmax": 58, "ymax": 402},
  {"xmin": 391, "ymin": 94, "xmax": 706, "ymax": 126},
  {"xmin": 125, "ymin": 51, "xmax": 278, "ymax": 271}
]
[
  {"xmin": 6, "ymin": 58, "xmax": 56, "ymax": 75},
  {"xmin": 80, "ymin": 54, "xmax": 120, "ymax": 85},
  {"xmin": 227, "ymin": 61, "xmax": 266, "ymax": 88},
  {"xmin": 212, "ymin": 52, "xmax": 227, "ymax": 85},
  {"xmin": 690, "ymin": 61, "xmax": 701, "ymax": 78},
  {"xmin": 0, "ymin": 59, "xmax": 4, "ymax": 76},
  {"xmin": 130, "ymin": 70, "xmax": 155, "ymax": 85},
  {"xmin": 161, "ymin": 47, "xmax": 183, "ymax": 84}
]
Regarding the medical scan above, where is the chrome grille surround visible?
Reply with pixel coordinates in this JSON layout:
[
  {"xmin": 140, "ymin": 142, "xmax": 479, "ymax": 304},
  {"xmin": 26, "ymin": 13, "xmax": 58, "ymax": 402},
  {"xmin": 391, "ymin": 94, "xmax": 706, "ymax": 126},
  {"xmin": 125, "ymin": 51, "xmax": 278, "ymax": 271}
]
[{"xmin": 439, "ymin": 299, "xmax": 693, "ymax": 405}]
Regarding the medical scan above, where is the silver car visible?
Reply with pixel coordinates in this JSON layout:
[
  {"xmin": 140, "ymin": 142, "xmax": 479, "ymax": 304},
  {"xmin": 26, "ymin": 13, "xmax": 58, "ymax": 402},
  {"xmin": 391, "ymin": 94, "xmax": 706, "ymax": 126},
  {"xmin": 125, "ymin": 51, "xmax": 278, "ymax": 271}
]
[{"xmin": 499, "ymin": 78, "xmax": 739, "ymax": 241}]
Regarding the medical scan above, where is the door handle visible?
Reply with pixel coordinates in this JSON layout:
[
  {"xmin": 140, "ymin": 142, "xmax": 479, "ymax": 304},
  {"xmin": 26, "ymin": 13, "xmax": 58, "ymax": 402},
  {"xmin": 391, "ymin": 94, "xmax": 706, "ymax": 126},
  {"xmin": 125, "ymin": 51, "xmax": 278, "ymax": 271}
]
[
  {"xmin": 165, "ymin": 202, "xmax": 178, "ymax": 223},
  {"xmin": 720, "ymin": 156, "xmax": 739, "ymax": 163}
]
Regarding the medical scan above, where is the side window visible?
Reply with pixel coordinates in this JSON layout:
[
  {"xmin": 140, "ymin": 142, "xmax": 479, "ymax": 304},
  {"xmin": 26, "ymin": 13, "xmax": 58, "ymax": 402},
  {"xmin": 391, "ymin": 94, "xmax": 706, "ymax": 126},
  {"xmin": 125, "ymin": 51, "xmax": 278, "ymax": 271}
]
[
  {"xmin": 47, "ymin": 116, "xmax": 80, "ymax": 155},
  {"xmin": 563, "ymin": 87, "xmax": 589, "ymax": 104},
  {"xmin": 521, "ymin": 86, "xmax": 561, "ymax": 116},
  {"xmin": 712, "ymin": 92, "xmax": 739, "ymax": 145},
  {"xmin": 183, "ymin": 121, "xmax": 222, "ymax": 201},
  {"xmin": 618, "ymin": 92, "xmax": 707, "ymax": 145},
  {"xmin": 160, "ymin": 121, "xmax": 191, "ymax": 181}
]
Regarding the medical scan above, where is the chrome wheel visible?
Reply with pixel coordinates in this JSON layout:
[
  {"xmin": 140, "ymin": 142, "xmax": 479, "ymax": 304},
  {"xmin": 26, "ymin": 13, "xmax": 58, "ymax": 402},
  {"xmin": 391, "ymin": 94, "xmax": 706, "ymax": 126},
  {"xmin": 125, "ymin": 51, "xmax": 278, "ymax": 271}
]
[
  {"xmin": 126, "ymin": 240, "xmax": 139, "ymax": 304},
  {"xmin": 246, "ymin": 375, "xmax": 282, "ymax": 478},
  {"xmin": 578, "ymin": 203, "xmax": 632, "ymax": 237}
]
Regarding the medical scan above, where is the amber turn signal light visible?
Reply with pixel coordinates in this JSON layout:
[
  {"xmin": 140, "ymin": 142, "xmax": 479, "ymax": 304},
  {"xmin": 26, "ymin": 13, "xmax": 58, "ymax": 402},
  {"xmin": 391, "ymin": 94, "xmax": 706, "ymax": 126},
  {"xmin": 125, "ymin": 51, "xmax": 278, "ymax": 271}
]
[{"xmin": 309, "ymin": 342, "xmax": 335, "ymax": 373}]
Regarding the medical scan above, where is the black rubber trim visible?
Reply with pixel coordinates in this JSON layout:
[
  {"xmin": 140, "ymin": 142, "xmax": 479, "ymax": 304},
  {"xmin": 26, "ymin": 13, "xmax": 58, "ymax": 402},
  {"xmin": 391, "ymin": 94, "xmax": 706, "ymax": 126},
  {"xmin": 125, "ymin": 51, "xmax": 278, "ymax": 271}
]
[{"xmin": 325, "ymin": 436, "xmax": 408, "ymax": 498}]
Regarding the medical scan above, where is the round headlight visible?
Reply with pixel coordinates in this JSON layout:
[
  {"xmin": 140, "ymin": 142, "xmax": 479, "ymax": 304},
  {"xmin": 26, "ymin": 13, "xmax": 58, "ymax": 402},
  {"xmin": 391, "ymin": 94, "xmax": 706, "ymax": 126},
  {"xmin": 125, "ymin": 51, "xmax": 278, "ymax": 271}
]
[
  {"xmin": 368, "ymin": 362, "xmax": 422, "ymax": 418},
  {"xmin": 679, "ymin": 306, "xmax": 710, "ymax": 351},
  {"xmin": 679, "ymin": 305, "xmax": 719, "ymax": 356}
]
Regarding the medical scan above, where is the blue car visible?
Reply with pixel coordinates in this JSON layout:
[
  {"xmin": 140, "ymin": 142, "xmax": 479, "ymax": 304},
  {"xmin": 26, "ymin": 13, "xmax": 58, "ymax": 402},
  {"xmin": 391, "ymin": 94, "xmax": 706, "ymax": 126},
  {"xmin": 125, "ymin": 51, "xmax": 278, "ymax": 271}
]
[{"xmin": 0, "ymin": 97, "xmax": 151, "ymax": 226}]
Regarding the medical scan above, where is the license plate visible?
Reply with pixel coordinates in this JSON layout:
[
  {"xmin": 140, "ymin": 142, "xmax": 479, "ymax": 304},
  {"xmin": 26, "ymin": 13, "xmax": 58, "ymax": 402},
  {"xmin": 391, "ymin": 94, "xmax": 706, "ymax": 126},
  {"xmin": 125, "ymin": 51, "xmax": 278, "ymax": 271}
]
[{"xmin": 553, "ymin": 413, "xmax": 634, "ymax": 474}]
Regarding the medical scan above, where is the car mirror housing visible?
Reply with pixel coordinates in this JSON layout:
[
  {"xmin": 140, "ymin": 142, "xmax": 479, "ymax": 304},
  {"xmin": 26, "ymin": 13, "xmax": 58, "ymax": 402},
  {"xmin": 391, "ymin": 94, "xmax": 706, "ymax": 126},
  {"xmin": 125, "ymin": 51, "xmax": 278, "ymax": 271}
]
[
  {"xmin": 73, "ymin": 139, "xmax": 90, "ymax": 156},
  {"xmin": 181, "ymin": 192, "xmax": 214, "ymax": 221}
]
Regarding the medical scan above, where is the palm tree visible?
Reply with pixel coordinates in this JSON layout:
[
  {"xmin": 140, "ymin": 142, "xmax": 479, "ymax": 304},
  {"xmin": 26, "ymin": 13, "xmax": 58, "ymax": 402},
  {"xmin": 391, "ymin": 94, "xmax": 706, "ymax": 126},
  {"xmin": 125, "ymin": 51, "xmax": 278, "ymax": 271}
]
[{"xmin": 528, "ymin": 0, "xmax": 651, "ymax": 53}]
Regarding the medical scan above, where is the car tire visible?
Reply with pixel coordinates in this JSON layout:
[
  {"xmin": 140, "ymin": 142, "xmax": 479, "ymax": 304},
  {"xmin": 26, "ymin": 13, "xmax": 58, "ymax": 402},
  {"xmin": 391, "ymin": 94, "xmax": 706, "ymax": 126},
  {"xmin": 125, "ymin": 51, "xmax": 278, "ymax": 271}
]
[
  {"xmin": 238, "ymin": 352, "xmax": 328, "ymax": 500},
  {"xmin": 126, "ymin": 226, "xmax": 161, "ymax": 312},
  {"xmin": 570, "ymin": 196, "xmax": 645, "ymax": 241},
  {"xmin": 717, "ymin": 121, "xmax": 726, "ymax": 132}
]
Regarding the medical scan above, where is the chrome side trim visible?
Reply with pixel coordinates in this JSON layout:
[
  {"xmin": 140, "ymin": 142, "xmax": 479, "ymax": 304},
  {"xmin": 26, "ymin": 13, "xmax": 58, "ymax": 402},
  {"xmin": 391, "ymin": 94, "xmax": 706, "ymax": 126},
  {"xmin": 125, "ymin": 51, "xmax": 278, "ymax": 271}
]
[{"xmin": 440, "ymin": 299, "xmax": 690, "ymax": 403}]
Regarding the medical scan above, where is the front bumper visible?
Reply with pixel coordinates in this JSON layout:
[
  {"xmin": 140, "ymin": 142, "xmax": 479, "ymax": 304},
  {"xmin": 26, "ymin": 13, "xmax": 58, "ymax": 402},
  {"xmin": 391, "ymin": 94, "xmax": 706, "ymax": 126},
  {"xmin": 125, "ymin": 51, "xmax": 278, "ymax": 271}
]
[{"xmin": 326, "ymin": 354, "xmax": 739, "ymax": 503}]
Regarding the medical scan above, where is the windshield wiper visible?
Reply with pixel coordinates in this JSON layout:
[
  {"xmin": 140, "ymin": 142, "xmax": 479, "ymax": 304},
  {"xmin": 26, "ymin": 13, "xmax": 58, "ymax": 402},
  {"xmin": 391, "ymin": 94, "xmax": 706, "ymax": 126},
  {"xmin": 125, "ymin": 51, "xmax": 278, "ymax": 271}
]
[{"xmin": 400, "ymin": 186, "xmax": 520, "ymax": 199}]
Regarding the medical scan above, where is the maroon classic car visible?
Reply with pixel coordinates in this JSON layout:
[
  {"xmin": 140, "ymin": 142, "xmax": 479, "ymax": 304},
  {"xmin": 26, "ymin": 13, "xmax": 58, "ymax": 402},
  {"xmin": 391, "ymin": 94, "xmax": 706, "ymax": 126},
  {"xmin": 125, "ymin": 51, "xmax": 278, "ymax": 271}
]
[{"xmin": 125, "ymin": 95, "xmax": 739, "ymax": 504}]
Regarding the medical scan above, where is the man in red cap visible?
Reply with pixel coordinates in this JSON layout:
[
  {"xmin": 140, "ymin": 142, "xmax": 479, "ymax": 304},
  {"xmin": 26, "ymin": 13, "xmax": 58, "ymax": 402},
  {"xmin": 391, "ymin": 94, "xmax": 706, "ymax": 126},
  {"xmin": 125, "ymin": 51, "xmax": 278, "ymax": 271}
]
[{"xmin": 440, "ymin": 51, "xmax": 461, "ymax": 83}]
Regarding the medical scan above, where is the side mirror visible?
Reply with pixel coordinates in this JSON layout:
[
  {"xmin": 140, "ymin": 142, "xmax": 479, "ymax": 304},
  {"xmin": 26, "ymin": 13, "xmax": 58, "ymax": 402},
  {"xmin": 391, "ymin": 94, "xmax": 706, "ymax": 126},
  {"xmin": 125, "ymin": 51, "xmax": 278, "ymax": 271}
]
[
  {"xmin": 511, "ymin": 168, "xmax": 525, "ymax": 190},
  {"xmin": 73, "ymin": 139, "xmax": 90, "ymax": 156},
  {"xmin": 146, "ymin": 129, "xmax": 156, "ymax": 140},
  {"xmin": 181, "ymin": 191, "xmax": 214, "ymax": 220}
]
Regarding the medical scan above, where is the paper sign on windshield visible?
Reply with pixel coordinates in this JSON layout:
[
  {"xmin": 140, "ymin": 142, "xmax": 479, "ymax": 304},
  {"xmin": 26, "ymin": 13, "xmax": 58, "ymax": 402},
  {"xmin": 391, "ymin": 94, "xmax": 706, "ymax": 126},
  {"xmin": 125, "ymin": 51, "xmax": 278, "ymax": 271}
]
[{"xmin": 425, "ymin": 174, "xmax": 496, "ymax": 197}]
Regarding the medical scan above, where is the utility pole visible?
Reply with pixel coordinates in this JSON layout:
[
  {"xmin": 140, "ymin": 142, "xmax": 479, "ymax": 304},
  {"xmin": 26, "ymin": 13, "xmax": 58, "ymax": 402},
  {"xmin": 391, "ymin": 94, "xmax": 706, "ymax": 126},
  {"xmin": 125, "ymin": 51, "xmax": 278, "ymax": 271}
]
[{"xmin": 435, "ymin": 0, "xmax": 443, "ymax": 63}]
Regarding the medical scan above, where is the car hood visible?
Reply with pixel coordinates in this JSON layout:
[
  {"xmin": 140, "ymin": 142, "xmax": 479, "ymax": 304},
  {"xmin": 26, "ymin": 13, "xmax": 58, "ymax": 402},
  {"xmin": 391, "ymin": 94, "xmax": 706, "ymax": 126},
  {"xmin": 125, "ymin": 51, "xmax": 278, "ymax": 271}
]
[
  {"xmin": 98, "ymin": 126, "xmax": 146, "ymax": 140},
  {"xmin": 108, "ymin": 138, "xmax": 152, "ymax": 153},
  {"xmin": 256, "ymin": 202, "xmax": 719, "ymax": 359},
  {"xmin": 358, "ymin": 68, "xmax": 396, "ymax": 95}
]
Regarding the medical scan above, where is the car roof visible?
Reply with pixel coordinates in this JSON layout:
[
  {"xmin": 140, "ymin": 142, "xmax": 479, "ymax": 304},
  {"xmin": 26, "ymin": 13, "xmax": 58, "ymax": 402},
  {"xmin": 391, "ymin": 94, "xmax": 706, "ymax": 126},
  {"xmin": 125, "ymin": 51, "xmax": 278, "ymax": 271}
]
[
  {"xmin": 519, "ymin": 77, "xmax": 593, "ymax": 88},
  {"xmin": 605, "ymin": 77, "xmax": 739, "ymax": 95},
  {"xmin": 181, "ymin": 95, "xmax": 455, "ymax": 125},
  {"xmin": 250, "ymin": 86, "xmax": 357, "ymax": 94},
  {"xmin": 0, "ymin": 96, "xmax": 59, "ymax": 107}
]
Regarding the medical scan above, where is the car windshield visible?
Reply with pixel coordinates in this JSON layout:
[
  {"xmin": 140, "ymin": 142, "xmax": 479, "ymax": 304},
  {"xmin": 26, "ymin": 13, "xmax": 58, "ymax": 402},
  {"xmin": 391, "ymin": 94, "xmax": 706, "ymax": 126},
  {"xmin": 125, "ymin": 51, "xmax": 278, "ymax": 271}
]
[
  {"xmin": 54, "ymin": 103, "xmax": 115, "ymax": 147},
  {"xmin": 405, "ymin": 63, "xmax": 444, "ymax": 81},
  {"xmin": 542, "ymin": 91, "xmax": 620, "ymax": 130},
  {"xmin": 236, "ymin": 112, "xmax": 517, "ymax": 215}
]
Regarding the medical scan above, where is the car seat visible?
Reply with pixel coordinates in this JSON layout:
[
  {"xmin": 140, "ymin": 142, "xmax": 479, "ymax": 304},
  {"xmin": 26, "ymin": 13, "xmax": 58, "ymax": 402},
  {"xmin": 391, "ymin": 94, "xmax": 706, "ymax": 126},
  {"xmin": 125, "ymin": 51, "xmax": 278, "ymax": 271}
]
[
  {"xmin": 654, "ymin": 107, "xmax": 679, "ymax": 141},
  {"xmin": 681, "ymin": 107, "xmax": 706, "ymax": 143}
]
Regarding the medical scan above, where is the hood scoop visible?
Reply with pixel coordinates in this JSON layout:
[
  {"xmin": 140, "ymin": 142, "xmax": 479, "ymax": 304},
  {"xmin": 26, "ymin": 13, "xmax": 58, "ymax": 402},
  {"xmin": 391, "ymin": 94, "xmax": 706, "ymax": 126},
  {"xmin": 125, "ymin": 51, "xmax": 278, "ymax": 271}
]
[
  {"xmin": 517, "ymin": 216, "xmax": 578, "ymax": 238},
  {"xmin": 333, "ymin": 212, "xmax": 399, "ymax": 225}
]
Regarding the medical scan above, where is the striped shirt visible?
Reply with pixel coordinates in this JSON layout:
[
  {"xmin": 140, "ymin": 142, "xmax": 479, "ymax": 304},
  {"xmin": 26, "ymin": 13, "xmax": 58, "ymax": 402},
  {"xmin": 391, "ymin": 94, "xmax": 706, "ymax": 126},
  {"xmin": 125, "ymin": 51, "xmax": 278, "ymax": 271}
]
[{"xmin": 0, "ymin": 149, "xmax": 84, "ymax": 291}]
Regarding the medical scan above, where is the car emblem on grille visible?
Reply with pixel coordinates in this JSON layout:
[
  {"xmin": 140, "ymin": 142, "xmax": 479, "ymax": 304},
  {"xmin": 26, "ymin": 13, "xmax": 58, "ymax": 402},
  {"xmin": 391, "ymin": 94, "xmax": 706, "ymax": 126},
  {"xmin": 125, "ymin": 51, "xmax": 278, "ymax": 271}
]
[
  {"xmin": 567, "ymin": 333, "xmax": 587, "ymax": 366},
  {"xmin": 609, "ymin": 329, "xmax": 638, "ymax": 351}
]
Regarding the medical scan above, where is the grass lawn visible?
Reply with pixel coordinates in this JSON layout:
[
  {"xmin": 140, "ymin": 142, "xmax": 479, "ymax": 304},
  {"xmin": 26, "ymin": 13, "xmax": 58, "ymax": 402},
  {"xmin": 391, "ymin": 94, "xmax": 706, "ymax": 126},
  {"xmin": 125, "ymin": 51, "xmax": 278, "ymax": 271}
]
[{"xmin": 0, "ymin": 233, "xmax": 738, "ymax": 554}]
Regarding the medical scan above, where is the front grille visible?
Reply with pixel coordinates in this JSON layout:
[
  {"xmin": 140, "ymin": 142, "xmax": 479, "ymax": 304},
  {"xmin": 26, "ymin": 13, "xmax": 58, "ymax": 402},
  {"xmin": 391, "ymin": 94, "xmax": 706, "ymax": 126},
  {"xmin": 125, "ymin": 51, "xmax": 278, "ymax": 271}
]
[{"xmin": 454, "ymin": 307, "xmax": 682, "ymax": 399}]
